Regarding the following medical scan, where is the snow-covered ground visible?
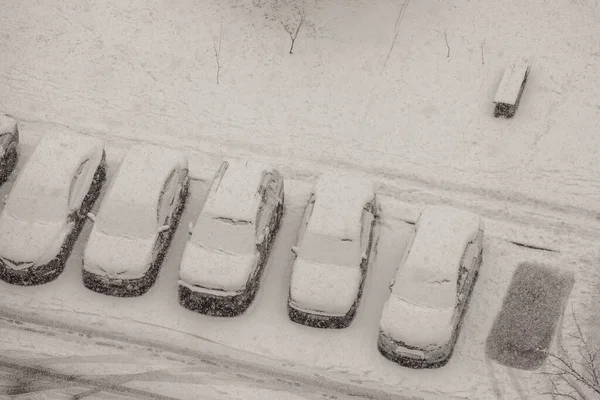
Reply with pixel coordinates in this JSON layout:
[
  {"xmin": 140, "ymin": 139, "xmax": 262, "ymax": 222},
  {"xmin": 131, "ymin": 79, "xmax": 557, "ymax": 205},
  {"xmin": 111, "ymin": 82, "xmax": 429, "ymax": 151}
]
[
  {"xmin": 0, "ymin": 317, "xmax": 351, "ymax": 400},
  {"xmin": 0, "ymin": 0, "xmax": 599, "ymax": 398}
]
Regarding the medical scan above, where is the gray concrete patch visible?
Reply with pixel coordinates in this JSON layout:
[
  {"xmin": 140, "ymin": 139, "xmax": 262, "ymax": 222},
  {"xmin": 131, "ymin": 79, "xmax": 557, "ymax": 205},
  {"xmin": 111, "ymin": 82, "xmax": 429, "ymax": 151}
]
[{"xmin": 485, "ymin": 262, "xmax": 574, "ymax": 370}]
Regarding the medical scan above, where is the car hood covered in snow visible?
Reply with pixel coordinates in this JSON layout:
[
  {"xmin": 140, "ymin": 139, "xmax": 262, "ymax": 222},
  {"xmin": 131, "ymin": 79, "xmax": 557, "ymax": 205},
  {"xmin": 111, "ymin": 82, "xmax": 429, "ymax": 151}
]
[
  {"xmin": 179, "ymin": 242, "xmax": 258, "ymax": 293},
  {"xmin": 84, "ymin": 229, "xmax": 155, "ymax": 279},
  {"xmin": 0, "ymin": 213, "xmax": 66, "ymax": 266},
  {"xmin": 380, "ymin": 294, "xmax": 456, "ymax": 350},
  {"xmin": 289, "ymin": 258, "xmax": 362, "ymax": 316}
]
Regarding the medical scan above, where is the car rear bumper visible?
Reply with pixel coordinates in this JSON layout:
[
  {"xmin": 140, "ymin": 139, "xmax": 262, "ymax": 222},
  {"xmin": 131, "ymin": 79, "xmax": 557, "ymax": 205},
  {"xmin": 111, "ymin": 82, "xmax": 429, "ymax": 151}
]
[
  {"xmin": 0, "ymin": 254, "xmax": 66, "ymax": 286},
  {"xmin": 82, "ymin": 267, "xmax": 157, "ymax": 297},
  {"xmin": 287, "ymin": 301, "xmax": 358, "ymax": 329},
  {"xmin": 377, "ymin": 331, "xmax": 451, "ymax": 369},
  {"xmin": 178, "ymin": 282, "xmax": 255, "ymax": 317}
]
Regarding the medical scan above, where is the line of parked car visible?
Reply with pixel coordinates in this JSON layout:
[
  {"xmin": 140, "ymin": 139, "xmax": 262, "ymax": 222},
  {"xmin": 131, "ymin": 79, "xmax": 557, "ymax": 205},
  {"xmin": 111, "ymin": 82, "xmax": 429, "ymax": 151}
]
[{"xmin": 0, "ymin": 118, "xmax": 485, "ymax": 369}]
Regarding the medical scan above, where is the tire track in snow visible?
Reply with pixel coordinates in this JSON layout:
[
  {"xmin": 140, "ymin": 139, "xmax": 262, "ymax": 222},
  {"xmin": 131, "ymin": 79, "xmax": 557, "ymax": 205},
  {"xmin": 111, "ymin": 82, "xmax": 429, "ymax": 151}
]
[
  {"xmin": 357, "ymin": 0, "xmax": 411, "ymax": 138},
  {"xmin": 0, "ymin": 357, "xmax": 180, "ymax": 400},
  {"xmin": 0, "ymin": 317, "xmax": 425, "ymax": 400}
]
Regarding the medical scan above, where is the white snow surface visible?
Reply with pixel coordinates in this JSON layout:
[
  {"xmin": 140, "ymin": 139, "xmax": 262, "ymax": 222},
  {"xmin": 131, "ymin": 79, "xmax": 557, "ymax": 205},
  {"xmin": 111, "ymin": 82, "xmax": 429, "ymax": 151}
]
[
  {"xmin": 289, "ymin": 259, "xmax": 362, "ymax": 316},
  {"xmin": 390, "ymin": 206, "xmax": 483, "ymax": 308},
  {"xmin": 308, "ymin": 173, "xmax": 375, "ymax": 239},
  {"xmin": 179, "ymin": 242, "xmax": 258, "ymax": 292},
  {"xmin": 201, "ymin": 158, "xmax": 269, "ymax": 222},
  {"xmin": 494, "ymin": 59, "xmax": 531, "ymax": 105},
  {"xmin": 0, "ymin": 131, "xmax": 103, "ymax": 263},
  {"xmin": 0, "ymin": 114, "xmax": 17, "ymax": 135}
]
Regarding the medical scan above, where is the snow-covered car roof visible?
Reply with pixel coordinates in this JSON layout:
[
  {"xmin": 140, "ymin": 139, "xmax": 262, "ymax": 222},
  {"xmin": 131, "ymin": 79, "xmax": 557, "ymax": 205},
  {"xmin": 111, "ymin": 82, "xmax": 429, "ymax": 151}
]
[
  {"xmin": 306, "ymin": 173, "xmax": 375, "ymax": 239},
  {"xmin": 103, "ymin": 143, "xmax": 187, "ymax": 209},
  {"xmin": 6, "ymin": 132, "xmax": 104, "ymax": 209},
  {"xmin": 201, "ymin": 159, "xmax": 271, "ymax": 223},
  {"xmin": 390, "ymin": 206, "xmax": 483, "ymax": 309}
]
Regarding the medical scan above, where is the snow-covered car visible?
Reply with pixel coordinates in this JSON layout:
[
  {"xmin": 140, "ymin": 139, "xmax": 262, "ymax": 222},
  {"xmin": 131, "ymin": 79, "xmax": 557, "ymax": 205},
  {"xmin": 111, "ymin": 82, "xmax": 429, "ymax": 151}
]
[
  {"xmin": 0, "ymin": 132, "xmax": 106, "ymax": 286},
  {"xmin": 0, "ymin": 115, "xmax": 20, "ymax": 184},
  {"xmin": 178, "ymin": 159, "xmax": 284, "ymax": 317},
  {"xmin": 82, "ymin": 144, "xmax": 189, "ymax": 297},
  {"xmin": 287, "ymin": 173, "xmax": 378, "ymax": 329},
  {"xmin": 378, "ymin": 205, "xmax": 484, "ymax": 368}
]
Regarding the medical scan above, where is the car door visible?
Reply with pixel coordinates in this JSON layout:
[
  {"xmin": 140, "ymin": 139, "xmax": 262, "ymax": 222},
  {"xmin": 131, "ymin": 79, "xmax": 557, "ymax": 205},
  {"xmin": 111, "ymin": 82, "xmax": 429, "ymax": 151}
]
[
  {"xmin": 457, "ymin": 231, "xmax": 482, "ymax": 302},
  {"xmin": 262, "ymin": 174, "xmax": 281, "ymax": 243},
  {"xmin": 68, "ymin": 159, "xmax": 91, "ymax": 222},
  {"xmin": 153, "ymin": 170, "xmax": 178, "ymax": 258},
  {"xmin": 293, "ymin": 193, "xmax": 316, "ymax": 258},
  {"xmin": 359, "ymin": 204, "xmax": 375, "ymax": 267}
]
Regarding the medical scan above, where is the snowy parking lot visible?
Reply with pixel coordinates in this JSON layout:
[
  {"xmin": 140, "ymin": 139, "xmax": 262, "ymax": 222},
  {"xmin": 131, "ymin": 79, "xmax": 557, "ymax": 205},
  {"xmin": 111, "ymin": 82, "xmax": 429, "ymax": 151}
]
[
  {"xmin": 1, "ymin": 0, "xmax": 600, "ymax": 398},
  {"xmin": 0, "ymin": 130, "xmax": 596, "ymax": 399}
]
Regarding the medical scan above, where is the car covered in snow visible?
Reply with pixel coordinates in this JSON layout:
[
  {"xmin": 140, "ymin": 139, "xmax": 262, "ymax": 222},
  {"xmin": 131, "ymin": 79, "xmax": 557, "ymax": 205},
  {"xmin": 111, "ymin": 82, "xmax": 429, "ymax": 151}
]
[
  {"xmin": 0, "ymin": 132, "xmax": 106, "ymax": 286},
  {"xmin": 82, "ymin": 144, "xmax": 189, "ymax": 297},
  {"xmin": 287, "ymin": 173, "xmax": 378, "ymax": 329},
  {"xmin": 178, "ymin": 159, "xmax": 284, "ymax": 317},
  {"xmin": 378, "ymin": 205, "xmax": 484, "ymax": 368},
  {"xmin": 0, "ymin": 115, "xmax": 20, "ymax": 184}
]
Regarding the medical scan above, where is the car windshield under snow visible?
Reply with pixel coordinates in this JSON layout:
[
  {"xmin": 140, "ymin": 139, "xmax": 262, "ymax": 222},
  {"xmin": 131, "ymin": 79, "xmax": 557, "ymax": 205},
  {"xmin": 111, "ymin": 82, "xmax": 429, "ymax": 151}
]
[
  {"xmin": 192, "ymin": 214, "xmax": 256, "ymax": 255},
  {"xmin": 394, "ymin": 272, "xmax": 457, "ymax": 310},
  {"xmin": 97, "ymin": 200, "xmax": 157, "ymax": 239},
  {"xmin": 300, "ymin": 232, "xmax": 360, "ymax": 267},
  {"xmin": 7, "ymin": 185, "xmax": 68, "ymax": 223}
]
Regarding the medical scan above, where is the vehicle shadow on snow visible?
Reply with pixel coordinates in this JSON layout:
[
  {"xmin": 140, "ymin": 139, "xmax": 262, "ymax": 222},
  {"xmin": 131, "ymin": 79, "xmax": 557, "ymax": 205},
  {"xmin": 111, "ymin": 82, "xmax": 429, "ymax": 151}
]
[{"xmin": 485, "ymin": 261, "xmax": 574, "ymax": 370}]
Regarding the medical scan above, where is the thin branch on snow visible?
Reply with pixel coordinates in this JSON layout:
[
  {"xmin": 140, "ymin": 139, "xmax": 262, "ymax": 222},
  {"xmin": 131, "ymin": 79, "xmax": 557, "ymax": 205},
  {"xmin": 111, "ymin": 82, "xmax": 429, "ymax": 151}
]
[
  {"xmin": 281, "ymin": 6, "xmax": 306, "ymax": 55},
  {"xmin": 538, "ymin": 309, "xmax": 600, "ymax": 399},
  {"xmin": 480, "ymin": 39, "xmax": 486, "ymax": 65},
  {"xmin": 213, "ymin": 18, "xmax": 224, "ymax": 84},
  {"xmin": 444, "ymin": 28, "xmax": 450, "ymax": 58}
]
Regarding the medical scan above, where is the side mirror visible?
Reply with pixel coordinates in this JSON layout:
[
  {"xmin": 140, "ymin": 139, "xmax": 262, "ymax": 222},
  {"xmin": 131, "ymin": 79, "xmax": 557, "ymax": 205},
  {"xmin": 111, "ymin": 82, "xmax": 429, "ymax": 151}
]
[
  {"xmin": 86, "ymin": 212, "xmax": 96, "ymax": 222},
  {"xmin": 158, "ymin": 225, "xmax": 170, "ymax": 233},
  {"xmin": 361, "ymin": 251, "xmax": 367, "ymax": 261},
  {"xmin": 188, "ymin": 221, "xmax": 194, "ymax": 235},
  {"xmin": 291, "ymin": 246, "xmax": 299, "ymax": 256}
]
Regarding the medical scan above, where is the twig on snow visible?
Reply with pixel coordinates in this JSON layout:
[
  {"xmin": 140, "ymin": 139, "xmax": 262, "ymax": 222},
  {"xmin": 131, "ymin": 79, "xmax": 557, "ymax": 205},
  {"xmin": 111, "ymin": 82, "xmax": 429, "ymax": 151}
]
[
  {"xmin": 281, "ymin": 6, "xmax": 306, "ymax": 55},
  {"xmin": 213, "ymin": 18, "xmax": 224, "ymax": 84},
  {"xmin": 480, "ymin": 39, "xmax": 486, "ymax": 65}
]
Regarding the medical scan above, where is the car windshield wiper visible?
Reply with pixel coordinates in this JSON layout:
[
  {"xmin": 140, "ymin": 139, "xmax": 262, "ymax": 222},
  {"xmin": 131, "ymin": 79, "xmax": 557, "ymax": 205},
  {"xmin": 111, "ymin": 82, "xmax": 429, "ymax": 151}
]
[{"xmin": 214, "ymin": 216, "xmax": 252, "ymax": 225}]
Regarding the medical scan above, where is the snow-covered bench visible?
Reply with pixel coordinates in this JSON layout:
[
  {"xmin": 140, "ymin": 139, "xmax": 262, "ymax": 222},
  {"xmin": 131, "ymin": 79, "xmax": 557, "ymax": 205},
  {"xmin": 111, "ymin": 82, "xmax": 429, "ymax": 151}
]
[{"xmin": 494, "ymin": 60, "xmax": 531, "ymax": 118}]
